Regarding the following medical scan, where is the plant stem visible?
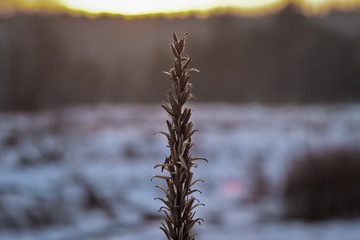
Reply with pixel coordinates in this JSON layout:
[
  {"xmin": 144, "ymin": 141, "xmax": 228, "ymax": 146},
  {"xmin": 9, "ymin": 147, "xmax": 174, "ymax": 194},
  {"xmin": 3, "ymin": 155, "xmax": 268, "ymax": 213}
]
[{"xmin": 153, "ymin": 32, "xmax": 207, "ymax": 240}]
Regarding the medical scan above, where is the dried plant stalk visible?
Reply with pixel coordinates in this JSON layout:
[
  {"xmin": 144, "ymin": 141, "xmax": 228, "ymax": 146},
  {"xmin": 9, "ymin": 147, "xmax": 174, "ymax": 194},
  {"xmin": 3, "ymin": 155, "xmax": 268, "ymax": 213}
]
[{"xmin": 153, "ymin": 32, "xmax": 207, "ymax": 240}]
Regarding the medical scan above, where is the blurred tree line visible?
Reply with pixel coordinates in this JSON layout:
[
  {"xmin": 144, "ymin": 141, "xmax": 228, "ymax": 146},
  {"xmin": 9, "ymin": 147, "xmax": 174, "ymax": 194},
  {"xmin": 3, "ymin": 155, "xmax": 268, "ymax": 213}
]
[{"xmin": 0, "ymin": 5, "xmax": 360, "ymax": 111}]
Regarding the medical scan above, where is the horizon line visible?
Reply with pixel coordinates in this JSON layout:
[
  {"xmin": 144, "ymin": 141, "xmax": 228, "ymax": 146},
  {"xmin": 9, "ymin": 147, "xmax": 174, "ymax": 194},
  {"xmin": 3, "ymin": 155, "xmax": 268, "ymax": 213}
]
[{"xmin": 1, "ymin": 2, "xmax": 360, "ymax": 19}]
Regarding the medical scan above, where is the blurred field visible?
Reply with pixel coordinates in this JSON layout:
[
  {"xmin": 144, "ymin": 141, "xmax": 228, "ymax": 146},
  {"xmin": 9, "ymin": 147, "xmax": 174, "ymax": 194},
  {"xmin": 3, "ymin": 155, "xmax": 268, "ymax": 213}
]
[{"xmin": 0, "ymin": 103, "xmax": 359, "ymax": 240}]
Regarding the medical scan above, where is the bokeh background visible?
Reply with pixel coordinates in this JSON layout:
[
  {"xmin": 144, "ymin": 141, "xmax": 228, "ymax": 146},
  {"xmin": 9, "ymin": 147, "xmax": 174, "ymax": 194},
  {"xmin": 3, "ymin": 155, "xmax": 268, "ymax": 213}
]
[{"xmin": 1, "ymin": 1, "xmax": 360, "ymax": 240}]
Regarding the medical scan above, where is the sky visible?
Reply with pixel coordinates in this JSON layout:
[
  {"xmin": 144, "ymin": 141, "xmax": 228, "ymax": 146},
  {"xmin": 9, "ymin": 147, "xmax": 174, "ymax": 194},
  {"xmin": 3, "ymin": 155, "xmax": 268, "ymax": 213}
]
[{"xmin": 0, "ymin": 0, "xmax": 360, "ymax": 16}]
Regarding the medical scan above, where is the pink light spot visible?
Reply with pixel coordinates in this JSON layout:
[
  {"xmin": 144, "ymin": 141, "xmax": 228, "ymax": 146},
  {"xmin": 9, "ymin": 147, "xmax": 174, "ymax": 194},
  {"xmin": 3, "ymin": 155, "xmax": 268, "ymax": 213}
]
[{"xmin": 221, "ymin": 179, "xmax": 246, "ymax": 199}]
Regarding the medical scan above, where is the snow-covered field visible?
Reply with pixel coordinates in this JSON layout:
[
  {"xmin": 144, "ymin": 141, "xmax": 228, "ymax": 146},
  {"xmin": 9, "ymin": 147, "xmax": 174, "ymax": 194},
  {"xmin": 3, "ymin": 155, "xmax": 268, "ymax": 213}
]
[{"xmin": 0, "ymin": 103, "xmax": 360, "ymax": 240}]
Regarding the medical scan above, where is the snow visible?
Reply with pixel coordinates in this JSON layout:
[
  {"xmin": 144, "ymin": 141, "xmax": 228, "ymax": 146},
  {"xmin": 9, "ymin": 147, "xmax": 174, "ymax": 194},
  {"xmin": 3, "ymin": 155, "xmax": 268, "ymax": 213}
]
[{"xmin": 0, "ymin": 103, "xmax": 359, "ymax": 240}]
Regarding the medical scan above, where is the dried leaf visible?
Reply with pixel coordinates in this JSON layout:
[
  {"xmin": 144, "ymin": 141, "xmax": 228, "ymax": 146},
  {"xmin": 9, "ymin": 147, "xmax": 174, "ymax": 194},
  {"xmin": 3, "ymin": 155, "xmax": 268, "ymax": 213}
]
[
  {"xmin": 154, "ymin": 197, "xmax": 172, "ymax": 209},
  {"xmin": 190, "ymin": 203, "xmax": 205, "ymax": 211},
  {"xmin": 187, "ymin": 68, "xmax": 200, "ymax": 73},
  {"xmin": 154, "ymin": 163, "xmax": 174, "ymax": 170},
  {"xmin": 187, "ymin": 189, "xmax": 202, "ymax": 195},
  {"xmin": 160, "ymin": 220, "xmax": 171, "ymax": 239},
  {"xmin": 151, "ymin": 175, "xmax": 172, "ymax": 181},
  {"xmin": 178, "ymin": 155, "xmax": 188, "ymax": 170},
  {"xmin": 190, "ymin": 179, "xmax": 204, "ymax": 188},
  {"xmin": 190, "ymin": 157, "xmax": 208, "ymax": 163},
  {"xmin": 163, "ymin": 71, "xmax": 171, "ymax": 76},
  {"xmin": 172, "ymin": 32, "xmax": 178, "ymax": 44},
  {"xmin": 156, "ymin": 185, "xmax": 171, "ymax": 197},
  {"xmin": 182, "ymin": 57, "xmax": 192, "ymax": 70},
  {"xmin": 186, "ymin": 217, "xmax": 203, "ymax": 232},
  {"xmin": 161, "ymin": 104, "xmax": 174, "ymax": 116},
  {"xmin": 170, "ymin": 43, "xmax": 178, "ymax": 57},
  {"xmin": 186, "ymin": 129, "xmax": 198, "ymax": 139},
  {"xmin": 184, "ymin": 197, "xmax": 195, "ymax": 213}
]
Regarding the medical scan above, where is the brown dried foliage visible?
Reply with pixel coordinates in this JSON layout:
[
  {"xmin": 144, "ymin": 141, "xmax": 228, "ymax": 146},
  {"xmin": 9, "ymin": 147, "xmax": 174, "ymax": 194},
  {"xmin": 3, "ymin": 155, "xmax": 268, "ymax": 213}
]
[{"xmin": 152, "ymin": 32, "xmax": 207, "ymax": 240}]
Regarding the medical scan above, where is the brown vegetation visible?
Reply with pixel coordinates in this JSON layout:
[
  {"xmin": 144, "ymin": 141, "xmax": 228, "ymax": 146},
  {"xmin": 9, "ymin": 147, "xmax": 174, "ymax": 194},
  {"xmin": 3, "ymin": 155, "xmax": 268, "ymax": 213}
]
[
  {"xmin": 152, "ymin": 32, "xmax": 207, "ymax": 240},
  {"xmin": 283, "ymin": 148, "xmax": 360, "ymax": 221}
]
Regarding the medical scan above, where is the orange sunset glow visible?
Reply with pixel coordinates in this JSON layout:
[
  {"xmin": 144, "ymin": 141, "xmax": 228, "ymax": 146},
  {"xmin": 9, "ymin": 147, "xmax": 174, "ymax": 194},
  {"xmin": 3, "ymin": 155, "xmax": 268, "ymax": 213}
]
[{"xmin": 1, "ymin": 0, "xmax": 360, "ymax": 17}]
